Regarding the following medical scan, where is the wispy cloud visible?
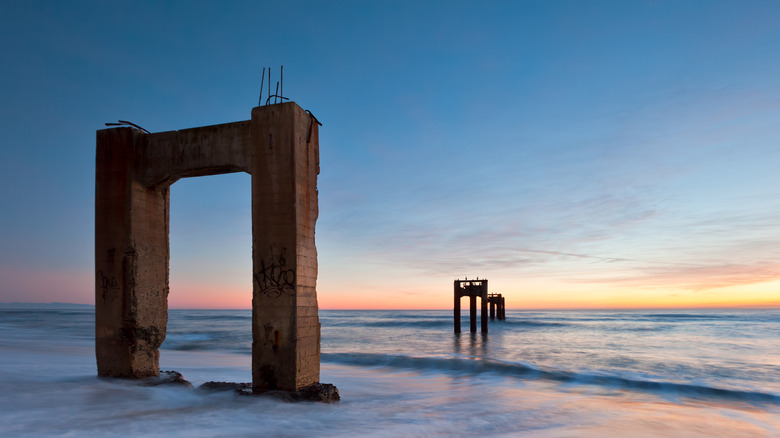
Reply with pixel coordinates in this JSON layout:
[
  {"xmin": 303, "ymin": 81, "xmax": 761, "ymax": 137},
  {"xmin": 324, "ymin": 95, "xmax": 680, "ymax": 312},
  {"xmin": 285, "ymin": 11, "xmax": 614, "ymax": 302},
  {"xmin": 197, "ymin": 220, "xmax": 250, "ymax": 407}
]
[
  {"xmin": 574, "ymin": 261, "xmax": 780, "ymax": 292},
  {"xmin": 321, "ymin": 183, "xmax": 780, "ymax": 295}
]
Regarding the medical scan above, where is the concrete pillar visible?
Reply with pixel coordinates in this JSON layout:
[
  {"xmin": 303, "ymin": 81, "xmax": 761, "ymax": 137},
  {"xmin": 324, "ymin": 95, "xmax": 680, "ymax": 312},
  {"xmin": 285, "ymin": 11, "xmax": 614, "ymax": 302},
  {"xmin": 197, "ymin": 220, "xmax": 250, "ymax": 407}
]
[
  {"xmin": 95, "ymin": 128, "xmax": 169, "ymax": 378},
  {"xmin": 481, "ymin": 291, "xmax": 488, "ymax": 333},
  {"xmin": 469, "ymin": 295, "xmax": 477, "ymax": 333},
  {"xmin": 251, "ymin": 103, "xmax": 320, "ymax": 391},
  {"xmin": 490, "ymin": 301, "xmax": 496, "ymax": 320},
  {"xmin": 501, "ymin": 297, "xmax": 506, "ymax": 320},
  {"xmin": 453, "ymin": 281, "xmax": 461, "ymax": 333}
]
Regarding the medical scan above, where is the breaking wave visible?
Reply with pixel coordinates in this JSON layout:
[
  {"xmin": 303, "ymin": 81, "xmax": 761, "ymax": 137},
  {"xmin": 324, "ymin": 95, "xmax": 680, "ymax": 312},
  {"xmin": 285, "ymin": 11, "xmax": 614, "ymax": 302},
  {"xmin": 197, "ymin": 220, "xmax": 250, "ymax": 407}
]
[{"xmin": 322, "ymin": 352, "xmax": 780, "ymax": 406}]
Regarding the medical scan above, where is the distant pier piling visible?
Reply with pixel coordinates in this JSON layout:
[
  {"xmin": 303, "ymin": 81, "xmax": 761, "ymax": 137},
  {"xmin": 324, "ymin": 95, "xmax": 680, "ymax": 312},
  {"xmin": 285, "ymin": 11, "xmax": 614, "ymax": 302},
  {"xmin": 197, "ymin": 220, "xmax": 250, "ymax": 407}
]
[
  {"xmin": 454, "ymin": 279, "xmax": 507, "ymax": 333},
  {"xmin": 453, "ymin": 278, "xmax": 489, "ymax": 333},
  {"xmin": 488, "ymin": 293, "xmax": 506, "ymax": 321}
]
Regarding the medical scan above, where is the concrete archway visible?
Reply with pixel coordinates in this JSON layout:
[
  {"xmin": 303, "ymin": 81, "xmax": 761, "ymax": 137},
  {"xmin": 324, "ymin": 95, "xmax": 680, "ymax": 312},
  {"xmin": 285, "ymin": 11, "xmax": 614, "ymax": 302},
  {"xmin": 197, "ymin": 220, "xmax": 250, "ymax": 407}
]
[{"xmin": 95, "ymin": 102, "xmax": 320, "ymax": 391}]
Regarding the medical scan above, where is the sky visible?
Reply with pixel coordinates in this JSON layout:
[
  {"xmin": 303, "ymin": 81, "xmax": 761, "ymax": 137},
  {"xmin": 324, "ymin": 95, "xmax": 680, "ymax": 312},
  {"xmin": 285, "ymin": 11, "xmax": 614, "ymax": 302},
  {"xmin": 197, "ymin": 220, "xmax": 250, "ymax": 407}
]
[{"xmin": 1, "ymin": 0, "xmax": 780, "ymax": 309}]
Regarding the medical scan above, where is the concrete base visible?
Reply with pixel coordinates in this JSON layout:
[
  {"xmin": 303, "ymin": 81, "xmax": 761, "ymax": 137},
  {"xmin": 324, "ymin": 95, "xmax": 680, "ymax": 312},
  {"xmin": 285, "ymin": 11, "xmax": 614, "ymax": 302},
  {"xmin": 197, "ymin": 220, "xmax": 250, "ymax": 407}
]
[
  {"xmin": 198, "ymin": 381, "xmax": 340, "ymax": 403},
  {"xmin": 104, "ymin": 372, "xmax": 339, "ymax": 403}
]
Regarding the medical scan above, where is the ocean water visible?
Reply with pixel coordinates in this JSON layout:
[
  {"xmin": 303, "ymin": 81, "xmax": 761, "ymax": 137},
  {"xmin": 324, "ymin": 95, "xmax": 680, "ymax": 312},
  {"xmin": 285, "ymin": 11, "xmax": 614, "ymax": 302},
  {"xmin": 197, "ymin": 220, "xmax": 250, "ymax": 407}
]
[{"xmin": 1, "ymin": 307, "xmax": 778, "ymax": 437}]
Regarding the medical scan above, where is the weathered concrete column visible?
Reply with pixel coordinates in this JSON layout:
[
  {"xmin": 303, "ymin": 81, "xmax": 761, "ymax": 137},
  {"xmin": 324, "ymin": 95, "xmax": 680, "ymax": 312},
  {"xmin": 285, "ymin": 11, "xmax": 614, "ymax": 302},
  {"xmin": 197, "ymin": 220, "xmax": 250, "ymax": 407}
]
[
  {"xmin": 469, "ymin": 295, "xmax": 477, "ymax": 333},
  {"xmin": 453, "ymin": 280, "xmax": 461, "ymax": 333},
  {"xmin": 95, "ymin": 128, "xmax": 169, "ymax": 378},
  {"xmin": 480, "ymin": 290, "xmax": 488, "ymax": 333},
  {"xmin": 251, "ymin": 103, "xmax": 320, "ymax": 391}
]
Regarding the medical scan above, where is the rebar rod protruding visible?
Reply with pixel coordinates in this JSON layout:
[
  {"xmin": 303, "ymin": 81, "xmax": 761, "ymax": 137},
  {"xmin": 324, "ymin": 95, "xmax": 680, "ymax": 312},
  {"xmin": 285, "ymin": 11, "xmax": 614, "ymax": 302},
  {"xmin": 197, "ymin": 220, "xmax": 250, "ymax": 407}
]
[
  {"xmin": 259, "ymin": 67, "xmax": 265, "ymax": 106},
  {"xmin": 104, "ymin": 120, "xmax": 150, "ymax": 134}
]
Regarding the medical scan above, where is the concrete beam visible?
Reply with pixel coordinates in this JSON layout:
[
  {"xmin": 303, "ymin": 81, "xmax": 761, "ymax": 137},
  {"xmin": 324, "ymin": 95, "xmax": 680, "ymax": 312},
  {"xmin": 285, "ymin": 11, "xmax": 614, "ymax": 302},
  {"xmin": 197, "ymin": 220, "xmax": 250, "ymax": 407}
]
[{"xmin": 142, "ymin": 120, "xmax": 253, "ymax": 188}]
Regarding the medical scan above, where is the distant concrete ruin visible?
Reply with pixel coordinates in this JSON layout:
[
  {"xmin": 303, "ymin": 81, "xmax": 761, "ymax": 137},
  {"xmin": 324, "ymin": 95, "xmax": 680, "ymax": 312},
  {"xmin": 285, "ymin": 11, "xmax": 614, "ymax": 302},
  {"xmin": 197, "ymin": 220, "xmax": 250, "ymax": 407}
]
[
  {"xmin": 454, "ymin": 278, "xmax": 488, "ymax": 333},
  {"xmin": 488, "ymin": 293, "xmax": 506, "ymax": 321},
  {"xmin": 453, "ymin": 279, "xmax": 506, "ymax": 333},
  {"xmin": 95, "ymin": 102, "xmax": 321, "ymax": 392}
]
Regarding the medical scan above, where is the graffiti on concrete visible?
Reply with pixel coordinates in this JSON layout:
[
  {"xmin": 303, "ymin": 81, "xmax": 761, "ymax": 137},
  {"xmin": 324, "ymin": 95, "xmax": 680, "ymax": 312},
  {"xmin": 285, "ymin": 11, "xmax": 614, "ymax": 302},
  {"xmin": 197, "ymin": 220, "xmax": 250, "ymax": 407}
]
[
  {"xmin": 98, "ymin": 270, "xmax": 118, "ymax": 300},
  {"xmin": 255, "ymin": 247, "xmax": 296, "ymax": 298}
]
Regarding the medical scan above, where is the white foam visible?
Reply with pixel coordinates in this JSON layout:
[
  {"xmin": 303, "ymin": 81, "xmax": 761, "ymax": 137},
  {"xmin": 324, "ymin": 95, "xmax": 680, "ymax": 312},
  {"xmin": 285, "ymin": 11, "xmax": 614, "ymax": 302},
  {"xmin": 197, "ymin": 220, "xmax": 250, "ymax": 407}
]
[{"xmin": 2, "ymin": 313, "xmax": 779, "ymax": 437}]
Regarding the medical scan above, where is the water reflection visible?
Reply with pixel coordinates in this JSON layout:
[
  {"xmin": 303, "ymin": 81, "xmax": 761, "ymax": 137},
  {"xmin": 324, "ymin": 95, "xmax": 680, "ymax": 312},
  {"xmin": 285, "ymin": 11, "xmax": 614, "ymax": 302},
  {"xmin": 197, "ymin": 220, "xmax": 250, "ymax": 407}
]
[{"xmin": 453, "ymin": 332, "xmax": 489, "ymax": 358}]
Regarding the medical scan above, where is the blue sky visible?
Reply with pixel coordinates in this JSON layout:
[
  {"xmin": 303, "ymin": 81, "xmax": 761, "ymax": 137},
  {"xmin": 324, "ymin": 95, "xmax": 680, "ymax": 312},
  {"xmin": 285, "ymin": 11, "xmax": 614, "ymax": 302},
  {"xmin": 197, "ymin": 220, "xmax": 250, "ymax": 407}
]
[{"xmin": 1, "ymin": 0, "xmax": 779, "ymax": 308}]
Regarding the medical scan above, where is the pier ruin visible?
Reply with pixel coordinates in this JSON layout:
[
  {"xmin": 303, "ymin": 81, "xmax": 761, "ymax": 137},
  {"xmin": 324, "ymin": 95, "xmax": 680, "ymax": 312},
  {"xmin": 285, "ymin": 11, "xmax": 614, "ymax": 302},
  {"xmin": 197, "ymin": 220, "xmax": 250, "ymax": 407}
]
[
  {"xmin": 95, "ymin": 101, "xmax": 322, "ymax": 392},
  {"xmin": 488, "ymin": 293, "xmax": 506, "ymax": 320},
  {"xmin": 453, "ymin": 279, "xmax": 506, "ymax": 333}
]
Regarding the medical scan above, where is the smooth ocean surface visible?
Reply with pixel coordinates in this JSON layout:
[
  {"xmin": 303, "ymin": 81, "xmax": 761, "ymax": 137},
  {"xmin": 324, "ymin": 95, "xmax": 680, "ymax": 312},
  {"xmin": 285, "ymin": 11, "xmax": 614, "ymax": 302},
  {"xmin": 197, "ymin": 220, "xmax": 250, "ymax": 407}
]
[{"xmin": 1, "ymin": 308, "xmax": 778, "ymax": 437}]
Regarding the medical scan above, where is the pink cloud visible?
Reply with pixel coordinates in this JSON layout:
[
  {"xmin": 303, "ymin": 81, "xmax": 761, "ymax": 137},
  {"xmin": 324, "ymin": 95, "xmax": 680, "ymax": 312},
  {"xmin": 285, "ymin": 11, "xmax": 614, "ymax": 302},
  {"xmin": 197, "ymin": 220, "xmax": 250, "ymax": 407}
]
[{"xmin": 573, "ymin": 260, "xmax": 780, "ymax": 292}]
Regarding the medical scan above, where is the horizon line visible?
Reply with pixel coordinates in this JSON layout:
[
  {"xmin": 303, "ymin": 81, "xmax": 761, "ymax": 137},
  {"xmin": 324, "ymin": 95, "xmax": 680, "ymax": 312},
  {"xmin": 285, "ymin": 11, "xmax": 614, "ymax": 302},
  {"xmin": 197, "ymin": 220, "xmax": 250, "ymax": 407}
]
[{"xmin": 3, "ymin": 301, "xmax": 779, "ymax": 311}]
